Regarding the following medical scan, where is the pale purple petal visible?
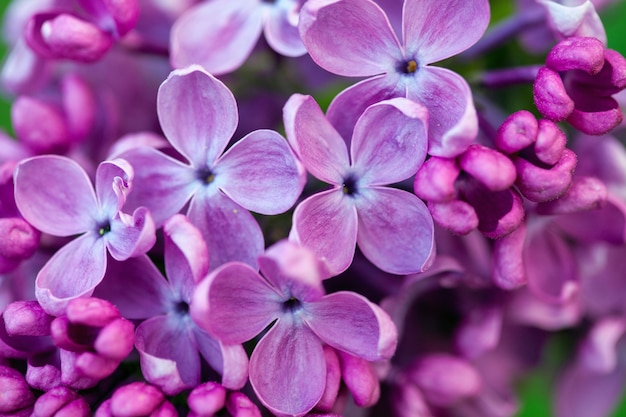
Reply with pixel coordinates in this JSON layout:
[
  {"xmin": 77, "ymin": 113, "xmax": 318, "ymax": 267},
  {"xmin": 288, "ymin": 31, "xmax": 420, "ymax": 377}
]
[
  {"xmin": 283, "ymin": 94, "xmax": 349, "ymax": 184},
  {"xmin": 106, "ymin": 207, "xmax": 156, "ymax": 261},
  {"xmin": 216, "ymin": 129, "xmax": 304, "ymax": 214},
  {"xmin": 187, "ymin": 191, "xmax": 264, "ymax": 269},
  {"xmin": 170, "ymin": 0, "xmax": 263, "ymax": 75},
  {"xmin": 408, "ymin": 67, "xmax": 478, "ymax": 157},
  {"xmin": 304, "ymin": 291, "xmax": 397, "ymax": 361},
  {"xmin": 355, "ymin": 187, "xmax": 435, "ymax": 275},
  {"xmin": 299, "ymin": 0, "xmax": 402, "ymax": 76},
  {"xmin": 249, "ymin": 320, "xmax": 326, "ymax": 416},
  {"xmin": 14, "ymin": 155, "xmax": 98, "ymax": 236},
  {"xmin": 192, "ymin": 327, "xmax": 249, "ymax": 390},
  {"xmin": 291, "ymin": 189, "xmax": 358, "ymax": 275},
  {"xmin": 135, "ymin": 315, "xmax": 200, "ymax": 395},
  {"xmin": 157, "ymin": 66, "xmax": 238, "ymax": 166},
  {"xmin": 264, "ymin": 1, "xmax": 307, "ymax": 57},
  {"xmin": 190, "ymin": 262, "xmax": 279, "ymax": 344},
  {"xmin": 351, "ymin": 98, "xmax": 428, "ymax": 185},
  {"xmin": 537, "ymin": 0, "xmax": 607, "ymax": 44},
  {"xmin": 95, "ymin": 159, "xmax": 134, "ymax": 218},
  {"xmin": 403, "ymin": 0, "xmax": 490, "ymax": 63},
  {"xmin": 120, "ymin": 146, "xmax": 198, "ymax": 226},
  {"xmin": 36, "ymin": 234, "xmax": 107, "ymax": 316}
]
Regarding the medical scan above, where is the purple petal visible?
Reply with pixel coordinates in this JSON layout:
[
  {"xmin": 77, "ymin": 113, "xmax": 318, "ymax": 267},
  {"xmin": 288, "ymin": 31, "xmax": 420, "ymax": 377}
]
[
  {"xmin": 579, "ymin": 317, "xmax": 626, "ymax": 373},
  {"xmin": 217, "ymin": 129, "xmax": 304, "ymax": 214},
  {"xmin": 492, "ymin": 222, "xmax": 527, "ymax": 290},
  {"xmin": 14, "ymin": 155, "xmax": 98, "ymax": 236},
  {"xmin": 283, "ymin": 94, "xmax": 349, "ymax": 184},
  {"xmin": 190, "ymin": 262, "xmax": 278, "ymax": 344},
  {"xmin": 355, "ymin": 187, "xmax": 435, "ymax": 274},
  {"xmin": 106, "ymin": 207, "xmax": 156, "ymax": 261},
  {"xmin": 135, "ymin": 315, "xmax": 200, "ymax": 395},
  {"xmin": 299, "ymin": 0, "xmax": 402, "ymax": 76},
  {"xmin": 407, "ymin": 67, "xmax": 478, "ymax": 157},
  {"xmin": 157, "ymin": 66, "xmax": 238, "ymax": 167},
  {"xmin": 192, "ymin": 327, "xmax": 249, "ymax": 390},
  {"xmin": 36, "ymin": 234, "xmax": 107, "ymax": 316},
  {"xmin": 337, "ymin": 351, "xmax": 381, "ymax": 407},
  {"xmin": 264, "ymin": 1, "xmax": 307, "ymax": 57},
  {"xmin": 187, "ymin": 191, "xmax": 264, "ymax": 269},
  {"xmin": 403, "ymin": 0, "xmax": 490, "ymax": 63},
  {"xmin": 119, "ymin": 146, "xmax": 198, "ymax": 226},
  {"xmin": 95, "ymin": 159, "xmax": 134, "ymax": 218},
  {"xmin": 249, "ymin": 320, "xmax": 326, "ymax": 416},
  {"xmin": 291, "ymin": 189, "xmax": 358, "ymax": 275},
  {"xmin": 170, "ymin": 0, "xmax": 263, "ymax": 75},
  {"xmin": 304, "ymin": 291, "xmax": 397, "ymax": 361},
  {"xmin": 351, "ymin": 98, "xmax": 428, "ymax": 185}
]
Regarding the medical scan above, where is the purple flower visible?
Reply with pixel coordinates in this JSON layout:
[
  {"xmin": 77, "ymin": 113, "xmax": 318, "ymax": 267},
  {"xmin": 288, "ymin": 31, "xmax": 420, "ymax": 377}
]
[
  {"xmin": 170, "ymin": 0, "xmax": 306, "ymax": 75},
  {"xmin": 284, "ymin": 94, "xmax": 435, "ymax": 275},
  {"xmin": 191, "ymin": 240, "xmax": 397, "ymax": 416},
  {"xmin": 299, "ymin": 0, "xmax": 490, "ymax": 157},
  {"xmin": 95, "ymin": 382, "xmax": 176, "ymax": 417},
  {"xmin": 13, "ymin": 155, "xmax": 156, "ymax": 315},
  {"xmin": 121, "ymin": 65, "xmax": 304, "ymax": 269}
]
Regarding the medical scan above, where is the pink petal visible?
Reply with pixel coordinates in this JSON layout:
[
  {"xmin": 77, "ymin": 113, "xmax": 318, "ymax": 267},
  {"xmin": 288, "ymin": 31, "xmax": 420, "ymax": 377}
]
[
  {"xmin": 403, "ymin": 0, "xmax": 490, "ymax": 64},
  {"xmin": 299, "ymin": 0, "xmax": 402, "ymax": 77},
  {"xmin": 217, "ymin": 129, "xmax": 304, "ymax": 214},
  {"xmin": 170, "ymin": 0, "xmax": 263, "ymax": 75},
  {"xmin": 291, "ymin": 189, "xmax": 358, "ymax": 275},
  {"xmin": 106, "ymin": 207, "xmax": 156, "ymax": 260},
  {"xmin": 351, "ymin": 98, "xmax": 428, "ymax": 185},
  {"xmin": 192, "ymin": 327, "xmax": 249, "ymax": 390},
  {"xmin": 157, "ymin": 66, "xmax": 238, "ymax": 167},
  {"xmin": 35, "ymin": 234, "xmax": 107, "ymax": 316},
  {"xmin": 14, "ymin": 155, "xmax": 98, "ymax": 236},
  {"xmin": 95, "ymin": 159, "xmax": 134, "ymax": 218},
  {"xmin": 249, "ymin": 321, "xmax": 326, "ymax": 417},
  {"xmin": 264, "ymin": 1, "xmax": 307, "ymax": 57},
  {"xmin": 304, "ymin": 291, "xmax": 397, "ymax": 361},
  {"xmin": 355, "ymin": 187, "xmax": 435, "ymax": 274}
]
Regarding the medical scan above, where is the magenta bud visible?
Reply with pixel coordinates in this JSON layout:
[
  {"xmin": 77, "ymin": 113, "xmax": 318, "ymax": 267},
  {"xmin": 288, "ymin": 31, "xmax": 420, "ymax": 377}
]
[
  {"xmin": 149, "ymin": 400, "xmax": 178, "ymax": 417},
  {"xmin": 51, "ymin": 316, "xmax": 89, "ymax": 352},
  {"xmin": 428, "ymin": 200, "xmax": 479, "ymax": 236},
  {"xmin": 61, "ymin": 74, "xmax": 96, "ymax": 141},
  {"xmin": 95, "ymin": 318, "xmax": 134, "ymax": 360},
  {"xmin": 495, "ymin": 110, "xmax": 538, "ymax": 154},
  {"xmin": 337, "ymin": 351, "xmax": 380, "ymax": 408},
  {"xmin": 567, "ymin": 100, "xmax": 623, "ymax": 135},
  {"xmin": 3, "ymin": 300, "xmax": 53, "ymax": 337},
  {"xmin": 534, "ymin": 119, "xmax": 566, "ymax": 166},
  {"xmin": 0, "ymin": 217, "xmax": 41, "ymax": 261},
  {"xmin": 188, "ymin": 382, "xmax": 227, "ymax": 416},
  {"xmin": 111, "ymin": 382, "xmax": 165, "ymax": 417},
  {"xmin": 75, "ymin": 351, "xmax": 119, "ymax": 379},
  {"xmin": 225, "ymin": 392, "xmax": 262, "ymax": 417},
  {"xmin": 11, "ymin": 96, "xmax": 70, "ymax": 154},
  {"xmin": 546, "ymin": 37, "xmax": 606, "ymax": 74},
  {"xmin": 77, "ymin": 0, "xmax": 140, "ymax": 37},
  {"xmin": 0, "ymin": 366, "xmax": 35, "ymax": 413},
  {"xmin": 534, "ymin": 67, "xmax": 575, "ymax": 121},
  {"xmin": 458, "ymin": 145, "xmax": 517, "ymax": 191},
  {"xmin": 414, "ymin": 157, "xmax": 460, "ymax": 202},
  {"xmin": 66, "ymin": 297, "xmax": 120, "ymax": 327},
  {"xmin": 536, "ymin": 176, "xmax": 608, "ymax": 215},
  {"xmin": 316, "ymin": 346, "xmax": 341, "ymax": 411},
  {"xmin": 514, "ymin": 148, "xmax": 578, "ymax": 202},
  {"xmin": 32, "ymin": 386, "xmax": 84, "ymax": 417}
]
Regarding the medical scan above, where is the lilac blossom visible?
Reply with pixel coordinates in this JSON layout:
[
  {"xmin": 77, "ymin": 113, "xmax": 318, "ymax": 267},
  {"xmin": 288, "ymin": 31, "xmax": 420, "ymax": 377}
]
[
  {"xmin": 284, "ymin": 94, "xmax": 434, "ymax": 275},
  {"xmin": 120, "ymin": 65, "xmax": 304, "ymax": 269},
  {"xmin": 191, "ymin": 240, "xmax": 397, "ymax": 416},
  {"xmin": 13, "ymin": 155, "xmax": 156, "ymax": 315},
  {"xmin": 95, "ymin": 382, "xmax": 177, "ymax": 417},
  {"xmin": 170, "ymin": 0, "xmax": 306, "ymax": 75},
  {"xmin": 299, "ymin": 0, "xmax": 490, "ymax": 157}
]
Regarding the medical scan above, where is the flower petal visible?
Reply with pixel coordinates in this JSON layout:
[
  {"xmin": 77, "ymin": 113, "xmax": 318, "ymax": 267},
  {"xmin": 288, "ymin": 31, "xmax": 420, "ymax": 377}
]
[
  {"xmin": 157, "ymin": 66, "xmax": 238, "ymax": 167},
  {"xmin": 192, "ymin": 327, "xmax": 249, "ymax": 390},
  {"xmin": 249, "ymin": 320, "xmax": 326, "ymax": 417},
  {"xmin": 355, "ymin": 187, "xmax": 435, "ymax": 274},
  {"xmin": 217, "ymin": 129, "xmax": 304, "ymax": 214},
  {"xmin": 351, "ymin": 97, "xmax": 428, "ymax": 185},
  {"xmin": 291, "ymin": 189, "xmax": 358, "ymax": 275},
  {"xmin": 106, "ymin": 207, "xmax": 156, "ymax": 261},
  {"xmin": 170, "ymin": 0, "xmax": 263, "ymax": 75},
  {"xmin": 95, "ymin": 159, "xmax": 134, "ymax": 218},
  {"xmin": 403, "ymin": 0, "xmax": 490, "ymax": 63},
  {"xmin": 304, "ymin": 291, "xmax": 397, "ymax": 361},
  {"xmin": 299, "ymin": 0, "xmax": 402, "ymax": 76},
  {"xmin": 264, "ymin": 1, "xmax": 307, "ymax": 57},
  {"xmin": 35, "ymin": 234, "xmax": 107, "ymax": 316},
  {"xmin": 14, "ymin": 155, "xmax": 97, "ymax": 236}
]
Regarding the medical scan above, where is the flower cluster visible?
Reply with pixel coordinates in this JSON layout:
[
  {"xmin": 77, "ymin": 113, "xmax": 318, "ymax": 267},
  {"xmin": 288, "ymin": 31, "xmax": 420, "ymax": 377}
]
[{"xmin": 1, "ymin": 0, "xmax": 626, "ymax": 416}]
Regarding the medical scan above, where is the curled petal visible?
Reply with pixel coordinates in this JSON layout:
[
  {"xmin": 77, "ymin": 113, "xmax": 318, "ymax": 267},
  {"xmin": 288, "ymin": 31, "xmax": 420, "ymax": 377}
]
[
  {"xmin": 106, "ymin": 207, "xmax": 156, "ymax": 261},
  {"xmin": 95, "ymin": 159, "xmax": 134, "ymax": 218}
]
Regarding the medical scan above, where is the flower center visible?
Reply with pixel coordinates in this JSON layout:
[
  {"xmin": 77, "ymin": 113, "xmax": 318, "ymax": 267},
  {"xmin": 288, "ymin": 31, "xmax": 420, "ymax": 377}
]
[
  {"xmin": 174, "ymin": 300, "xmax": 190, "ymax": 315},
  {"xmin": 342, "ymin": 175, "xmax": 359, "ymax": 196},
  {"xmin": 282, "ymin": 297, "xmax": 302, "ymax": 313},
  {"xmin": 398, "ymin": 59, "xmax": 419, "ymax": 75},
  {"xmin": 97, "ymin": 221, "xmax": 111, "ymax": 236},
  {"xmin": 196, "ymin": 167, "xmax": 216, "ymax": 185}
]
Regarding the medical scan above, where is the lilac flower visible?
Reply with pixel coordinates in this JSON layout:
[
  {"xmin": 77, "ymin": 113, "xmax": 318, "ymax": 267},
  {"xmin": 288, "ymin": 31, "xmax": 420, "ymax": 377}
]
[
  {"xmin": 121, "ymin": 65, "xmax": 304, "ymax": 269},
  {"xmin": 299, "ymin": 0, "xmax": 490, "ymax": 157},
  {"xmin": 95, "ymin": 382, "xmax": 176, "ymax": 417},
  {"xmin": 13, "ymin": 155, "xmax": 156, "ymax": 315},
  {"xmin": 170, "ymin": 0, "xmax": 306, "ymax": 75},
  {"xmin": 284, "ymin": 94, "xmax": 435, "ymax": 275},
  {"xmin": 191, "ymin": 240, "xmax": 397, "ymax": 416},
  {"xmin": 32, "ymin": 383, "xmax": 90, "ymax": 416},
  {"xmin": 94, "ymin": 214, "xmax": 249, "ymax": 394}
]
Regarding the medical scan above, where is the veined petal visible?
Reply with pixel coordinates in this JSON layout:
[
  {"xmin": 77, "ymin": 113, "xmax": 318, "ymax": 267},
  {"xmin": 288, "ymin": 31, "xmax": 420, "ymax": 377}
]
[
  {"xmin": 291, "ymin": 189, "xmax": 358, "ymax": 275},
  {"xmin": 351, "ymin": 97, "xmax": 428, "ymax": 185},
  {"xmin": 95, "ymin": 159, "xmax": 133, "ymax": 218},
  {"xmin": 403, "ymin": 0, "xmax": 490, "ymax": 63},
  {"xmin": 135, "ymin": 315, "xmax": 200, "ymax": 395},
  {"xmin": 157, "ymin": 66, "xmax": 238, "ymax": 167},
  {"xmin": 190, "ymin": 262, "xmax": 279, "ymax": 344},
  {"xmin": 106, "ymin": 207, "xmax": 156, "ymax": 260},
  {"xmin": 355, "ymin": 187, "xmax": 435, "ymax": 274},
  {"xmin": 192, "ymin": 327, "xmax": 249, "ymax": 390},
  {"xmin": 14, "ymin": 155, "xmax": 98, "ymax": 236},
  {"xmin": 170, "ymin": 0, "xmax": 263, "ymax": 75},
  {"xmin": 120, "ymin": 146, "xmax": 198, "ymax": 226},
  {"xmin": 264, "ymin": 1, "xmax": 307, "ymax": 57},
  {"xmin": 35, "ymin": 234, "xmax": 107, "ymax": 316},
  {"xmin": 304, "ymin": 291, "xmax": 397, "ymax": 361},
  {"xmin": 187, "ymin": 192, "xmax": 264, "ymax": 269},
  {"xmin": 299, "ymin": 0, "xmax": 402, "ymax": 77},
  {"xmin": 249, "ymin": 320, "xmax": 326, "ymax": 417},
  {"xmin": 408, "ymin": 67, "xmax": 478, "ymax": 157},
  {"xmin": 217, "ymin": 129, "xmax": 304, "ymax": 214},
  {"xmin": 283, "ymin": 94, "xmax": 349, "ymax": 184}
]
